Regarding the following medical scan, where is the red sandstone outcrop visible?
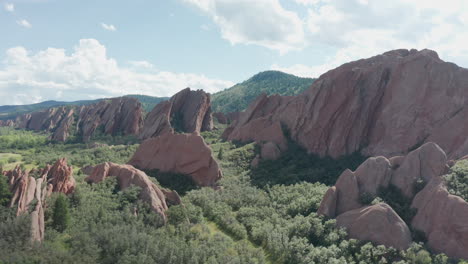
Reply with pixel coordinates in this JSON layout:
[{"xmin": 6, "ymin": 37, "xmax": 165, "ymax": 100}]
[
  {"xmin": 411, "ymin": 177, "xmax": 468, "ymax": 259},
  {"xmin": 4, "ymin": 158, "xmax": 76, "ymax": 242},
  {"xmin": 46, "ymin": 158, "xmax": 75, "ymax": 194},
  {"xmin": 129, "ymin": 132, "xmax": 222, "ymax": 187},
  {"xmin": 85, "ymin": 162, "xmax": 180, "ymax": 222},
  {"xmin": 140, "ymin": 88, "xmax": 213, "ymax": 139},
  {"xmin": 318, "ymin": 142, "xmax": 468, "ymax": 258},
  {"xmin": 223, "ymin": 49, "xmax": 468, "ymax": 160},
  {"xmin": 0, "ymin": 97, "xmax": 144, "ymax": 142},
  {"xmin": 318, "ymin": 142, "xmax": 446, "ymax": 218},
  {"xmin": 336, "ymin": 203, "xmax": 412, "ymax": 250}
]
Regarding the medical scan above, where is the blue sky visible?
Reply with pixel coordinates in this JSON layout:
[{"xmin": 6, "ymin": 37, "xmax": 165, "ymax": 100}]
[{"xmin": 1, "ymin": 0, "xmax": 467, "ymax": 105}]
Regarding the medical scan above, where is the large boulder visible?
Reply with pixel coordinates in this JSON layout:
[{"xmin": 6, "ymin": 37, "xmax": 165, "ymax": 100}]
[
  {"xmin": 0, "ymin": 97, "xmax": 144, "ymax": 142},
  {"xmin": 140, "ymin": 88, "xmax": 213, "ymax": 139},
  {"xmin": 336, "ymin": 203, "xmax": 412, "ymax": 250},
  {"xmin": 223, "ymin": 49, "xmax": 468, "ymax": 160},
  {"xmin": 411, "ymin": 177, "xmax": 468, "ymax": 260},
  {"xmin": 129, "ymin": 132, "xmax": 222, "ymax": 187},
  {"xmin": 86, "ymin": 162, "xmax": 180, "ymax": 222},
  {"xmin": 391, "ymin": 142, "xmax": 447, "ymax": 197}
]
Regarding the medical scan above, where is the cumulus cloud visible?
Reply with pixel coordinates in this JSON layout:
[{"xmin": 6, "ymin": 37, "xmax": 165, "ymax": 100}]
[
  {"xmin": 269, "ymin": 0, "xmax": 468, "ymax": 78},
  {"xmin": 4, "ymin": 3, "xmax": 14, "ymax": 12},
  {"xmin": 16, "ymin": 19, "xmax": 32, "ymax": 28},
  {"xmin": 101, "ymin": 23, "xmax": 117, "ymax": 31},
  {"xmin": 0, "ymin": 39, "xmax": 234, "ymax": 105},
  {"xmin": 183, "ymin": 0, "xmax": 305, "ymax": 53}
]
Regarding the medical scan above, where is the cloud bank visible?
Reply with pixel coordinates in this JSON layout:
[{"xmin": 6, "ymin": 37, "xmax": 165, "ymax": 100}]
[{"xmin": 0, "ymin": 39, "xmax": 234, "ymax": 105}]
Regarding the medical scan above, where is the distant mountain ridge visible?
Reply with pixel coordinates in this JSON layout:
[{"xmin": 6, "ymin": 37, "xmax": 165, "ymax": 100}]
[
  {"xmin": 0, "ymin": 95, "xmax": 168, "ymax": 120},
  {"xmin": 212, "ymin": 70, "xmax": 315, "ymax": 113}
]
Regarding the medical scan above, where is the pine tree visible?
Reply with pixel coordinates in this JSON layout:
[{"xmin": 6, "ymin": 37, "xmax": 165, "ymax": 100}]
[
  {"xmin": 52, "ymin": 194, "xmax": 70, "ymax": 232},
  {"xmin": 217, "ymin": 147, "xmax": 224, "ymax": 160},
  {"xmin": 0, "ymin": 174, "xmax": 11, "ymax": 206}
]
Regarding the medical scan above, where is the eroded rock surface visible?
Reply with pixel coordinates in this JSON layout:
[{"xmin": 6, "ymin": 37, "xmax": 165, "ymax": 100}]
[
  {"xmin": 0, "ymin": 97, "xmax": 144, "ymax": 142},
  {"xmin": 140, "ymin": 88, "xmax": 213, "ymax": 139},
  {"xmin": 3, "ymin": 158, "xmax": 76, "ymax": 242},
  {"xmin": 336, "ymin": 203, "xmax": 412, "ymax": 250},
  {"xmin": 129, "ymin": 132, "xmax": 222, "ymax": 187},
  {"xmin": 85, "ymin": 162, "xmax": 180, "ymax": 222},
  {"xmin": 223, "ymin": 49, "xmax": 468, "ymax": 160},
  {"xmin": 411, "ymin": 177, "xmax": 468, "ymax": 259},
  {"xmin": 318, "ymin": 142, "xmax": 467, "ymax": 258}
]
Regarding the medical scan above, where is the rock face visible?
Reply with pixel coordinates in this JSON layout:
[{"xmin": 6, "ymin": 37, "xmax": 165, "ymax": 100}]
[
  {"xmin": 0, "ymin": 97, "xmax": 144, "ymax": 142},
  {"xmin": 336, "ymin": 203, "xmax": 412, "ymax": 250},
  {"xmin": 129, "ymin": 132, "xmax": 222, "ymax": 187},
  {"xmin": 223, "ymin": 49, "xmax": 468, "ymax": 160},
  {"xmin": 46, "ymin": 158, "xmax": 75, "ymax": 194},
  {"xmin": 411, "ymin": 177, "xmax": 468, "ymax": 260},
  {"xmin": 318, "ymin": 142, "xmax": 446, "ymax": 218},
  {"xmin": 140, "ymin": 88, "xmax": 213, "ymax": 139},
  {"xmin": 85, "ymin": 162, "xmax": 180, "ymax": 222},
  {"xmin": 4, "ymin": 158, "xmax": 76, "ymax": 242},
  {"xmin": 318, "ymin": 142, "xmax": 468, "ymax": 258}
]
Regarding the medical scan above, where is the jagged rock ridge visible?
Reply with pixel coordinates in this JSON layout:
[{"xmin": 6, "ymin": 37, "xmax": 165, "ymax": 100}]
[
  {"xmin": 139, "ymin": 88, "xmax": 213, "ymax": 140},
  {"xmin": 0, "ymin": 97, "xmax": 144, "ymax": 142},
  {"xmin": 3, "ymin": 158, "xmax": 76, "ymax": 242},
  {"xmin": 223, "ymin": 49, "xmax": 468, "ymax": 160}
]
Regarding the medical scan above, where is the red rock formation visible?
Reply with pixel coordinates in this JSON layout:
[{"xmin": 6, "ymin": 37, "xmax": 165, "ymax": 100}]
[
  {"xmin": 223, "ymin": 49, "xmax": 468, "ymax": 160},
  {"xmin": 411, "ymin": 177, "xmax": 468, "ymax": 259},
  {"xmin": 318, "ymin": 142, "xmax": 446, "ymax": 218},
  {"xmin": 318, "ymin": 142, "xmax": 468, "ymax": 258},
  {"xmin": 0, "ymin": 97, "xmax": 144, "ymax": 142},
  {"xmin": 47, "ymin": 158, "xmax": 75, "ymax": 194},
  {"xmin": 85, "ymin": 162, "xmax": 180, "ymax": 222},
  {"xmin": 4, "ymin": 158, "xmax": 76, "ymax": 242},
  {"xmin": 129, "ymin": 132, "xmax": 222, "ymax": 187},
  {"xmin": 336, "ymin": 203, "xmax": 412, "ymax": 250},
  {"xmin": 140, "ymin": 88, "xmax": 213, "ymax": 139},
  {"xmin": 77, "ymin": 97, "xmax": 143, "ymax": 141}
]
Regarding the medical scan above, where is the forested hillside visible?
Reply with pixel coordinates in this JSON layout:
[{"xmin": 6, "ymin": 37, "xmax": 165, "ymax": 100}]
[{"xmin": 212, "ymin": 71, "xmax": 315, "ymax": 113}]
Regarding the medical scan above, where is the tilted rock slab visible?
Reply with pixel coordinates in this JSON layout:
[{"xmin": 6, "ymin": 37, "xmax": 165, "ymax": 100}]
[
  {"xmin": 140, "ymin": 88, "xmax": 213, "ymax": 139},
  {"xmin": 223, "ymin": 49, "xmax": 468, "ymax": 160},
  {"xmin": 129, "ymin": 132, "xmax": 222, "ymax": 187},
  {"xmin": 0, "ymin": 97, "xmax": 144, "ymax": 142},
  {"xmin": 85, "ymin": 162, "xmax": 180, "ymax": 222},
  {"xmin": 411, "ymin": 177, "xmax": 468, "ymax": 260}
]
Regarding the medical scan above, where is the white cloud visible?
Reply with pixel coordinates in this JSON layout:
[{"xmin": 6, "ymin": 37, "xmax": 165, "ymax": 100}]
[
  {"xmin": 273, "ymin": 0, "xmax": 468, "ymax": 78},
  {"xmin": 183, "ymin": 0, "xmax": 305, "ymax": 53},
  {"xmin": 0, "ymin": 39, "xmax": 234, "ymax": 105},
  {"xmin": 16, "ymin": 19, "xmax": 32, "ymax": 28},
  {"xmin": 101, "ymin": 23, "xmax": 117, "ymax": 31},
  {"xmin": 4, "ymin": 3, "xmax": 14, "ymax": 12},
  {"xmin": 314, "ymin": 1, "xmax": 468, "ymax": 62}
]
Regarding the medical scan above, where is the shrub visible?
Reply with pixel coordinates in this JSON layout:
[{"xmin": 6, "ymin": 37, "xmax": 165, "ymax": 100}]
[{"xmin": 359, "ymin": 192, "xmax": 375, "ymax": 205}]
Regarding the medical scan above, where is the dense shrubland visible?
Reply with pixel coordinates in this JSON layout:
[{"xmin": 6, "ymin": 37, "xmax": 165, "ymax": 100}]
[{"xmin": 0, "ymin": 127, "xmax": 465, "ymax": 263}]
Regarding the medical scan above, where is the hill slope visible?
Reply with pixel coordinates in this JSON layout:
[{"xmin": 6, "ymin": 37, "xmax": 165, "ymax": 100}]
[{"xmin": 212, "ymin": 71, "xmax": 315, "ymax": 113}]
